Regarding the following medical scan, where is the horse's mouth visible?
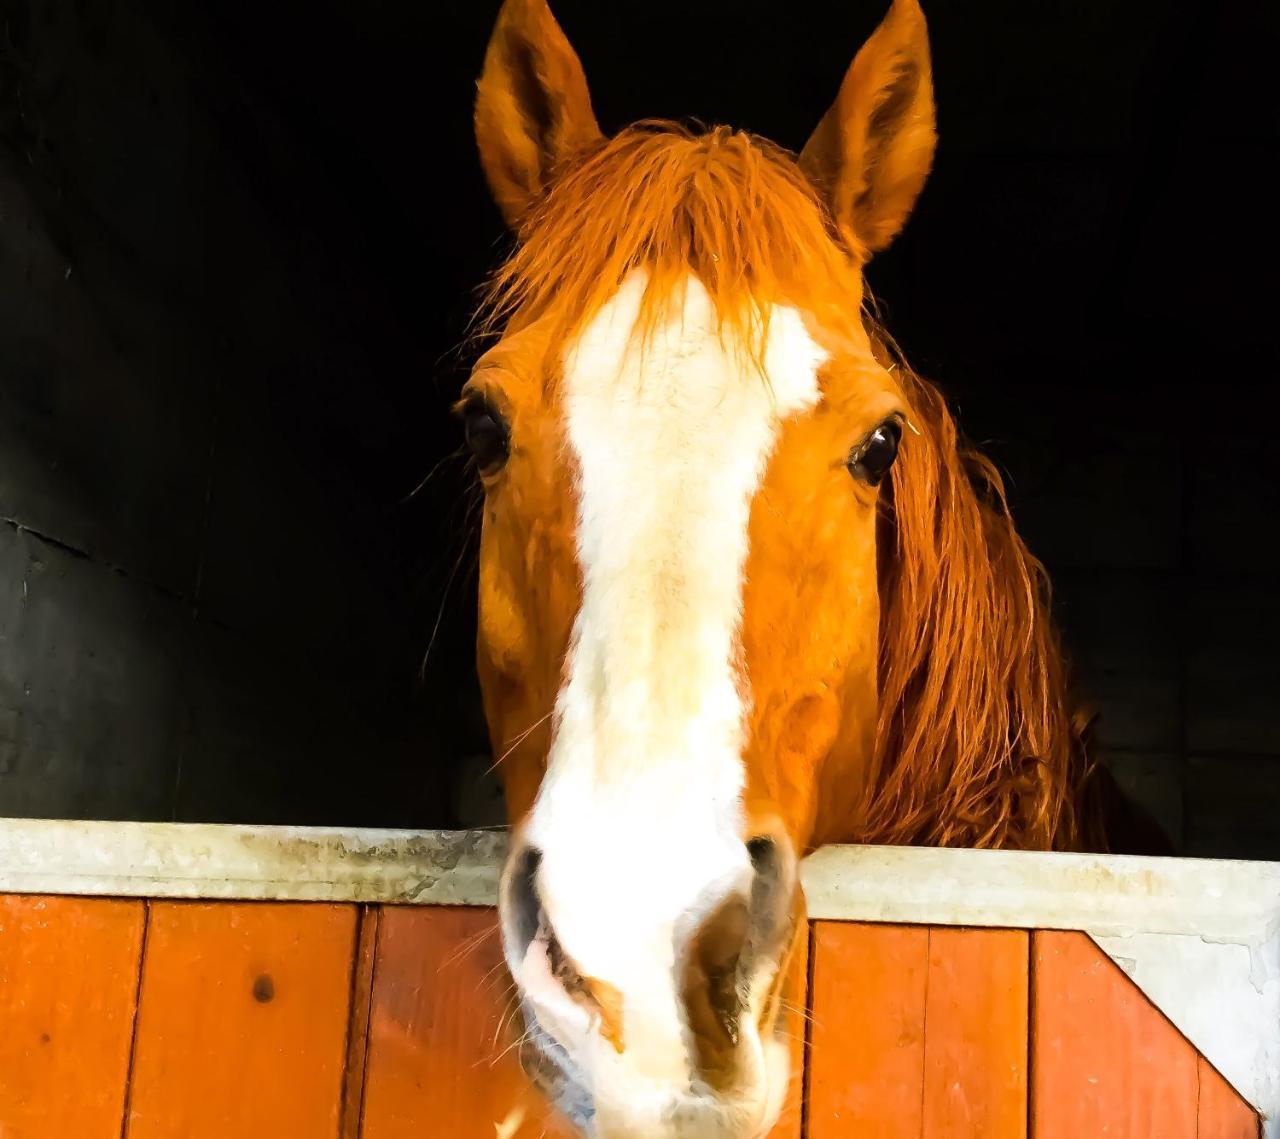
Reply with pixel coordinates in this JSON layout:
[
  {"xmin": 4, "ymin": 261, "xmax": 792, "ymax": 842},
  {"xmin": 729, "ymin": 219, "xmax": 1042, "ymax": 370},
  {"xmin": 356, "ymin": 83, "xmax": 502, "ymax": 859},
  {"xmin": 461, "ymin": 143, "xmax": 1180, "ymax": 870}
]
[
  {"xmin": 518, "ymin": 1001, "xmax": 597, "ymax": 1132},
  {"xmin": 516, "ymin": 997, "xmax": 783, "ymax": 1139}
]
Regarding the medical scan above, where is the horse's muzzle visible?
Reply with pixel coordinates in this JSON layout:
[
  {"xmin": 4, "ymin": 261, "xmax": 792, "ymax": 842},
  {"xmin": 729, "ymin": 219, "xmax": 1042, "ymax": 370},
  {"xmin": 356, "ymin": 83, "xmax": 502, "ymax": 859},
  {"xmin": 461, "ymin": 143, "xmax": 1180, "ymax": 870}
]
[{"xmin": 497, "ymin": 829, "xmax": 799, "ymax": 1137}]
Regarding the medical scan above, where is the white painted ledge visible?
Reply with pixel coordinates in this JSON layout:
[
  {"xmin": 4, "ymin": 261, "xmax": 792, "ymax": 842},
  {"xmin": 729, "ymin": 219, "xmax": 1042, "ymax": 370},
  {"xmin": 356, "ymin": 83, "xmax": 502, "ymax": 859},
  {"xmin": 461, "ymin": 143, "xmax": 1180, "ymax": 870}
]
[
  {"xmin": 1, "ymin": 819, "xmax": 1276, "ymax": 1132},
  {"xmin": 0, "ymin": 819, "xmax": 509, "ymax": 905}
]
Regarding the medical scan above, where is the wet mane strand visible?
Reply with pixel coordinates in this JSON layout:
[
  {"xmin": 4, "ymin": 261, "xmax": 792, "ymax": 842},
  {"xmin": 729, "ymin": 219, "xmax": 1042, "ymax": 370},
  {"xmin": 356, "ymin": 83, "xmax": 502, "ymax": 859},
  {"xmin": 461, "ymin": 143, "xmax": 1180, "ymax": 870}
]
[{"xmin": 482, "ymin": 121, "xmax": 1090, "ymax": 851}]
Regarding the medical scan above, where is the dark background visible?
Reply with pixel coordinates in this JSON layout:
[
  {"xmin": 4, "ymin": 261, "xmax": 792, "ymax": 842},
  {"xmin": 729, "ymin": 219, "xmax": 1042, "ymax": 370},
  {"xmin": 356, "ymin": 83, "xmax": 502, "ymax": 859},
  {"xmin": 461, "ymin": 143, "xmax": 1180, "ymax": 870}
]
[{"xmin": 0, "ymin": 0, "xmax": 1276, "ymax": 854}]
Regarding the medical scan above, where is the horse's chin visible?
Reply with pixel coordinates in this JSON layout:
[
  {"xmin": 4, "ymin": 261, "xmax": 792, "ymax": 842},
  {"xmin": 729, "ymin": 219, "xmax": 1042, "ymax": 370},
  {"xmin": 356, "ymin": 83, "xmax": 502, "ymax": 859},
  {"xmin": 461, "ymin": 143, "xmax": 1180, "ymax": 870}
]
[{"xmin": 518, "ymin": 1004, "xmax": 789, "ymax": 1139}]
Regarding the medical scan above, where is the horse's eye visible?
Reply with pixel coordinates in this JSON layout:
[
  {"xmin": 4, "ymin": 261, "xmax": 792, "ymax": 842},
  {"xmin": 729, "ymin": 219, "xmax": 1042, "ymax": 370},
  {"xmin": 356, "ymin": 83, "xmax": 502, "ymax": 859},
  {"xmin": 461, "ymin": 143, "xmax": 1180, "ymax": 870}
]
[
  {"xmin": 460, "ymin": 396, "xmax": 510, "ymax": 475},
  {"xmin": 848, "ymin": 417, "xmax": 903, "ymax": 486}
]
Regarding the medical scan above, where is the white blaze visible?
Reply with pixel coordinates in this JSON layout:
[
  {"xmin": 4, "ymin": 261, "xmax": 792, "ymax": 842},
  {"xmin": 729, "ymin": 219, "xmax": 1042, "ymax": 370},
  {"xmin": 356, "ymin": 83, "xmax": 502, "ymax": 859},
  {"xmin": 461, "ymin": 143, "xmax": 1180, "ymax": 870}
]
[{"xmin": 520, "ymin": 273, "xmax": 824, "ymax": 1112}]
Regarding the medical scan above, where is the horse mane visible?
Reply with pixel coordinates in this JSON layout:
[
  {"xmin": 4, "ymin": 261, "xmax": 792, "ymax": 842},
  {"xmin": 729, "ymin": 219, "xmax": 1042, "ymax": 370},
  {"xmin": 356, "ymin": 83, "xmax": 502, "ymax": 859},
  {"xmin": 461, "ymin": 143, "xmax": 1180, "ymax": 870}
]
[
  {"xmin": 864, "ymin": 333, "xmax": 1097, "ymax": 851},
  {"xmin": 480, "ymin": 120, "xmax": 1099, "ymax": 853}
]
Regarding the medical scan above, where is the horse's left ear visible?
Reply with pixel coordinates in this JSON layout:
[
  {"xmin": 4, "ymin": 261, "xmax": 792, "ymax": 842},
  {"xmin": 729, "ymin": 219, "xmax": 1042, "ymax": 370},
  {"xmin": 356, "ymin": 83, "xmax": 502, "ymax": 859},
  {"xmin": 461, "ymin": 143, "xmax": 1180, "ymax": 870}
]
[
  {"xmin": 799, "ymin": 0, "xmax": 936, "ymax": 258},
  {"xmin": 475, "ymin": 0, "xmax": 603, "ymax": 229}
]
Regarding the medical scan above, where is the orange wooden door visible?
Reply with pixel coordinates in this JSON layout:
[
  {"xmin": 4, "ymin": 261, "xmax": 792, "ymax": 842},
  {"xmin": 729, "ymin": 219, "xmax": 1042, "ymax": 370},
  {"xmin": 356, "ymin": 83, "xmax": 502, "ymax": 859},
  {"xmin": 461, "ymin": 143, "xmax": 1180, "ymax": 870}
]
[
  {"xmin": 124, "ymin": 901, "xmax": 358, "ymax": 1139},
  {"xmin": 0, "ymin": 895, "xmax": 145, "ymax": 1139},
  {"xmin": 1, "ymin": 890, "xmax": 1265, "ymax": 1139},
  {"xmin": 806, "ymin": 922, "xmax": 1029, "ymax": 1139}
]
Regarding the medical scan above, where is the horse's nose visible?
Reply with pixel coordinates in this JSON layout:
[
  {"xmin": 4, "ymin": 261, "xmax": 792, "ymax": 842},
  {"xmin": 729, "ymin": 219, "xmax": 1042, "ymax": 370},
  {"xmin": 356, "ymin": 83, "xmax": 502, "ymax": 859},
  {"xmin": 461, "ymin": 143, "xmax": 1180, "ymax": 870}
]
[{"xmin": 499, "ymin": 832, "xmax": 797, "ymax": 1073}]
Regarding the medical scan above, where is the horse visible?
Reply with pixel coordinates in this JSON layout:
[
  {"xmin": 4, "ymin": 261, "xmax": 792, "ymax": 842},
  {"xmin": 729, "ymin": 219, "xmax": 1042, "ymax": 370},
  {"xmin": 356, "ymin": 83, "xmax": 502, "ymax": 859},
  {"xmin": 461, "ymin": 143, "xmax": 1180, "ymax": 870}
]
[{"xmin": 460, "ymin": 0, "xmax": 1151, "ymax": 1134}]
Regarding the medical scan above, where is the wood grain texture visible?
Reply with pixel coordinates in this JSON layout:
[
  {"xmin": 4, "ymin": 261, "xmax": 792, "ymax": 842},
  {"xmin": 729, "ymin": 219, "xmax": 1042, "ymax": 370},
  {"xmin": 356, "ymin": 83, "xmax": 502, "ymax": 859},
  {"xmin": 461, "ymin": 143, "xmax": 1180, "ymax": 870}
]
[
  {"xmin": 1197, "ymin": 1057, "xmax": 1261, "ymax": 1139},
  {"xmin": 0, "ymin": 895, "xmax": 145, "ymax": 1139},
  {"xmin": 124, "ymin": 901, "xmax": 357, "ymax": 1139},
  {"xmin": 360, "ymin": 906, "xmax": 576, "ymax": 1139},
  {"xmin": 1032, "ymin": 929, "xmax": 1198, "ymax": 1139},
  {"xmin": 807, "ymin": 922, "xmax": 929, "ymax": 1139}
]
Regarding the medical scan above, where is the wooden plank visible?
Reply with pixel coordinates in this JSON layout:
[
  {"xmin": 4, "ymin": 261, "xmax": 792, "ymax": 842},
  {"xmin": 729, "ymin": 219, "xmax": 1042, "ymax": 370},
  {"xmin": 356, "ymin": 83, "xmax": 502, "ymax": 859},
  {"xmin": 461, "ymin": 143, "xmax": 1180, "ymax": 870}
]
[
  {"xmin": 0, "ymin": 895, "xmax": 145, "ymax": 1138},
  {"xmin": 361, "ymin": 906, "xmax": 575, "ymax": 1139},
  {"xmin": 807, "ymin": 922, "xmax": 928, "ymax": 1139},
  {"xmin": 922, "ymin": 927, "xmax": 1028, "ymax": 1138},
  {"xmin": 1032, "ymin": 929, "xmax": 1198, "ymax": 1139},
  {"xmin": 1197, "ymin": 1057, "xmax": 1261, "ymax": 1139},
  {"xmin": 125, "ymin": 901, "xmax": 357, "ymax": 1139}
]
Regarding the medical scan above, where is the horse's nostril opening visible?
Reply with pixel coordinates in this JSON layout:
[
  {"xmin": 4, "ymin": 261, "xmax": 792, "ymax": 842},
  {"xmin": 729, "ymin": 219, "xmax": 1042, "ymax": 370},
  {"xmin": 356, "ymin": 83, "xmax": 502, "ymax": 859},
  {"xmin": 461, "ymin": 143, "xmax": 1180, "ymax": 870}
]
[
  {"xmin": 505, "ymin": 842, "xmax": 543, "ymax": 962},
  {"xmin": 507, "ymin": 846, "xmax": 585, "ymax": 994},
  {"xmin": 746, "ymin": 835, "xmax": 776, "ymax": 866},
  {"xmin": 744, "ymin": 834, "xmax": 792, "ymax": 969},
  {"xmin": 503, "ymin": 843, "xmax": 626, "ymax": 1051}
]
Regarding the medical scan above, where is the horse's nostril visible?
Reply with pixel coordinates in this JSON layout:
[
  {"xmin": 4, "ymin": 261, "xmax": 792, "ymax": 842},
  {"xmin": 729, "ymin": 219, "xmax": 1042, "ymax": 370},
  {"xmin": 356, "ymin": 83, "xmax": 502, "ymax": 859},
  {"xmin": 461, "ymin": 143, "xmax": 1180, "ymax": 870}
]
[
  {"xmin": 743, "ymin": 833, "xmax": 793, "ymax": 969},
  {"xmin": 683, "ymin": 891, "xmax": 751, "ymax": 1075},
  {"xmin": 502, "ymin": 841, "xmax": 627, "ymax": 1053},
  {"xmin": 504, "ymin": 841, "xmax": 544, "ymax": 962},
  {"xmin": 682, "ymin": 834, "xmax": 799, "ymax": 1085},
  {"xmin": 505, "ymin": 844, "xmax": 584, "ymax": 992}
]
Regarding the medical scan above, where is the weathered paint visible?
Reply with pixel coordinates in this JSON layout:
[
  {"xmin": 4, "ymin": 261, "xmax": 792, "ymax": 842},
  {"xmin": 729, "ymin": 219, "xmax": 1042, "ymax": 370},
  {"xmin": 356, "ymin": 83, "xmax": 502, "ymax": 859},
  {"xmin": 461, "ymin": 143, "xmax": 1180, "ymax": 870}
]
[{"xmin": 0, "ymin": 818, "xmax": 507, "ymax": 903}]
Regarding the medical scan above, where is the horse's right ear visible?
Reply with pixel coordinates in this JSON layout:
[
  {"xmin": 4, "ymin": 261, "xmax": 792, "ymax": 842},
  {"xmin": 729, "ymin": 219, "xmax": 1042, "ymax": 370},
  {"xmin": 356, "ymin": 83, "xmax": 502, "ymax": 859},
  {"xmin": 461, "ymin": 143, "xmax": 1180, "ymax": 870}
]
[{"xmin": 475, "ymin": 0, "xmax": 602, "ymax": 229}]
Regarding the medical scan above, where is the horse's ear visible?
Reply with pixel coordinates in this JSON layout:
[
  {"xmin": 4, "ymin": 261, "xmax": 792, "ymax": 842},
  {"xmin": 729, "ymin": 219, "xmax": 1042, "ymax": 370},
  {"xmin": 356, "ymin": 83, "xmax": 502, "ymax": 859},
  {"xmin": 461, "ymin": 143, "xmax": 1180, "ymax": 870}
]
[
  {"xmin": 799, "ymin": 0, "xmax": 936, "ymax": 258},
  {"xmin": 475, "ymin": 0, "xmax": 602, "ymax": 229}
]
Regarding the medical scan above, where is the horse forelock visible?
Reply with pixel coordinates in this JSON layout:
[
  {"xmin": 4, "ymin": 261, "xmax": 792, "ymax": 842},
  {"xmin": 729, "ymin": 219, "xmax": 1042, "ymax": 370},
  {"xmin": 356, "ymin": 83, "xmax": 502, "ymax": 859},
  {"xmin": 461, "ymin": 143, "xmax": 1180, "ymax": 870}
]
[{"xmin": 477, "ymin": 121, "xmax": 865, "ymax": 373}]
